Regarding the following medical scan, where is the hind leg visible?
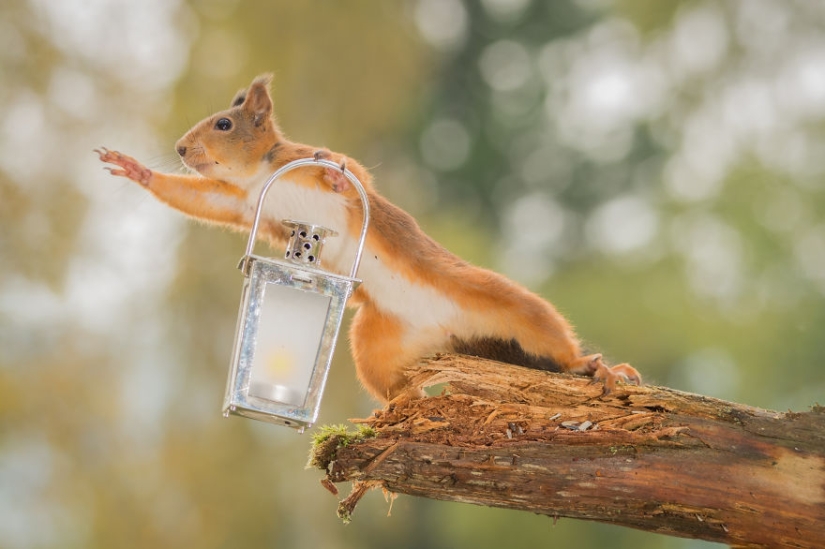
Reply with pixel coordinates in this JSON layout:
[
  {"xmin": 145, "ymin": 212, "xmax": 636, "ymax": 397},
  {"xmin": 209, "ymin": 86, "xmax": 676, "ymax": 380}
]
[
  {"xmin": 569, "ymin": 353, "xmax": 642, "ymax": 395},
  {"xmin": 349, "ymin": 304, "xmax": 426, "ymax": 402},
  {"xmin": 492, "ymin": 307, "xmax": 642, "ymax": 395}
]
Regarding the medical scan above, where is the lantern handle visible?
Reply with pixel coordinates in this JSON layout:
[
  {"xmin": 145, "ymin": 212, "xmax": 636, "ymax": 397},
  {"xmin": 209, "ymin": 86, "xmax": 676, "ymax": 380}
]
[{"xmin": 243, "ymin": 157, "xmax": 370, "ymax": 280}]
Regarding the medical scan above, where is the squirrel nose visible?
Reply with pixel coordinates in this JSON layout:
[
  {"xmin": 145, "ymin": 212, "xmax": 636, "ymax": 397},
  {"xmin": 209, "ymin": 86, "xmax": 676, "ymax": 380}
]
[{"xmin": 176, "ymin": 145, "xmax": 187, "ymax": 157}]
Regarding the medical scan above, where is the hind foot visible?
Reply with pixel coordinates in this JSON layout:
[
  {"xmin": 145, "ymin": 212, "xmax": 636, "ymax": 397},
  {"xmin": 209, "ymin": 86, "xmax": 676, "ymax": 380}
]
[{"xmin": 572, "ymin": 354, "xmax": 642, "ymax": 395}]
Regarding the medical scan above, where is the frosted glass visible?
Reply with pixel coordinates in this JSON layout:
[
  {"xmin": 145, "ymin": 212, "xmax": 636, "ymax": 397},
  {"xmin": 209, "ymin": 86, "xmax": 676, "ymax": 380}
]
[{"xmin": 247, "ymin": 283, "xmax": 332, "ymax": 407}]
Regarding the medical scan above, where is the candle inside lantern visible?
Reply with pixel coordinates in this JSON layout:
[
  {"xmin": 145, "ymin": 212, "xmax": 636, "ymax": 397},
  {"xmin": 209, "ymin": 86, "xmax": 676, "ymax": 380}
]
[{"xmin": 247, "ymin": 281, "xmax": 332, "ymax": 407}]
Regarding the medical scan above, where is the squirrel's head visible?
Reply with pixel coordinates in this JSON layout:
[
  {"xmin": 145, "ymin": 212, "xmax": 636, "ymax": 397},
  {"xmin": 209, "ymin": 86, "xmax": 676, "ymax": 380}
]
[{"xmin": 175, "ymin": 73, "xmax": 283, "ymax": 184}]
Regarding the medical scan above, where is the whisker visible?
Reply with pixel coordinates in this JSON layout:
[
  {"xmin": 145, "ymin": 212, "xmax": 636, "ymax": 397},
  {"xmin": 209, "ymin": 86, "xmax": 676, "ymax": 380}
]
[{"xmin": 147, "ymin": 153, "xmax": 184, "ymax": 172}]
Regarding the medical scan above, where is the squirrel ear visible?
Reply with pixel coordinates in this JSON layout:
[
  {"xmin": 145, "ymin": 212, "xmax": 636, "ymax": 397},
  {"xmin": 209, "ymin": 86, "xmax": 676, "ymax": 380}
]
[
  {"xmin": 230, "ymin": 88, "xmax": 246, "ymax": 108},
  {"xmin": 242, "ymin": 73, "xmax": 274, "ymax": 127}
]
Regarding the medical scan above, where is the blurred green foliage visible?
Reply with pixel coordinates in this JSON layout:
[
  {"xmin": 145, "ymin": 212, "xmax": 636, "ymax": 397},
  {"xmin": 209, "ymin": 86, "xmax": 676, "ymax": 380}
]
[{"xmin": 1, "ymin": 0, "xmax": 823, "ymax": 548}]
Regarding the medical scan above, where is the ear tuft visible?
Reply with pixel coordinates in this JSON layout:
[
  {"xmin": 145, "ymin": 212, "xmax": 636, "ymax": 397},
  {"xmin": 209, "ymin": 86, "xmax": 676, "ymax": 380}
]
[
  {"xmin": 250, "ymin": 73, "xmax": 274, "ymax": 90},
  {"xmin": 241, "ymin": 73, "xmax": 274, "ymax": 127}
]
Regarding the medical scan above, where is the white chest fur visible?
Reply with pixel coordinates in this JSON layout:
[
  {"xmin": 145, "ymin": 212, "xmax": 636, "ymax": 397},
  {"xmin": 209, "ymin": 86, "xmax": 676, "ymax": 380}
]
[
  {"xmin": 254, "ymin": 177, "xmax": 350, "ymax": 237},
  {"xmin": 251, "ymin": 178, "xmax": 461, "ymax": 337}
]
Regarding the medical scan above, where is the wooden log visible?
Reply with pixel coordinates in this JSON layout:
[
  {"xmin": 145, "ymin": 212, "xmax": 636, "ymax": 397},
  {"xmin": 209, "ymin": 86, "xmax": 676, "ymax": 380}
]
[{"xmin": 309, "ymin": 354, "xmax": 825, "ymax": 548}]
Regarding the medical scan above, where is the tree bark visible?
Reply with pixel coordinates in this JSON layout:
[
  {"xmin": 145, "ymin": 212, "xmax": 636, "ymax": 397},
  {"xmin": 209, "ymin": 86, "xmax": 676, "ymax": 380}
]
[{"xmin": 310, "ymin": 354, "xmax": 825, "ymax": 548}]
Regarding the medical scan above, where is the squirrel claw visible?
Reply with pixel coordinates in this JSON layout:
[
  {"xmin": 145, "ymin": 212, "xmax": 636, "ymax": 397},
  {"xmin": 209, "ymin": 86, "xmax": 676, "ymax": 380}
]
[
  {"xmin": 316, "ymin": 150, "xmax": 350, "ymax": 193},
  {"xmin": 574, "ymin": 353, "xmax": 641, "ymax": 396},
  {"xmin": 312, "ymin": 148, "xmax": 346, "ymax": 174},
  {"xmin": 593, "ymin": 362, "xmax": 642, "ymax": 396},
  {"xmin": 97, "ymin": 147, "xmax": 152, "ymax": 186}
]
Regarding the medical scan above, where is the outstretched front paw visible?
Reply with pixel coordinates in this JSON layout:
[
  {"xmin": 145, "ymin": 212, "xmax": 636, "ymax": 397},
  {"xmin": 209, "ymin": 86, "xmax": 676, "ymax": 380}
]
[{"xmin": 95, "ymin": 147, "xmax": 152, "ymax": 186}]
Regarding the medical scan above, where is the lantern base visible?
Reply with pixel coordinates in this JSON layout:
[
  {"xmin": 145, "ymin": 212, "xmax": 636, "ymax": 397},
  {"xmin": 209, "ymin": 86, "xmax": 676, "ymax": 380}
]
[{"xmin": 222, "ymin": 402, "xmax": 309, "ymax": 433}]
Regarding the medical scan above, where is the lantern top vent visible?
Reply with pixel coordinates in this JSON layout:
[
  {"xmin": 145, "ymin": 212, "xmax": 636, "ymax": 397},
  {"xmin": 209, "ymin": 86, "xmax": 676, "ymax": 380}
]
[{"xmin": 282, "ymin": 220, "xmax": 337, "ymax": 267}]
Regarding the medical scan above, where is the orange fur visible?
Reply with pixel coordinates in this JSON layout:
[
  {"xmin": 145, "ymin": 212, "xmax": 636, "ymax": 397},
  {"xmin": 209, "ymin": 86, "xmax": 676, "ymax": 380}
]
[{"xmin": 98, "ymin": 73, "xmax": 641, "ymax": 402}]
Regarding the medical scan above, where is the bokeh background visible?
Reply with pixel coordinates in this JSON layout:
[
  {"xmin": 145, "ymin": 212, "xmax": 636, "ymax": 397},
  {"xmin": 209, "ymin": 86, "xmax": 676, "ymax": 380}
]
[{"xmin": 2, "ymin": 1, "xmax": 824, "ymax": 548}]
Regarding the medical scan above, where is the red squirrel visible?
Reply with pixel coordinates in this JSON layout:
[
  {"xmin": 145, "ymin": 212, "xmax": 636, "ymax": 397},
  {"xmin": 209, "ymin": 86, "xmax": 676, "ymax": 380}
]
[{"xmin": 97, "ymin": 74, "xmax": 641, "ymax": 402}]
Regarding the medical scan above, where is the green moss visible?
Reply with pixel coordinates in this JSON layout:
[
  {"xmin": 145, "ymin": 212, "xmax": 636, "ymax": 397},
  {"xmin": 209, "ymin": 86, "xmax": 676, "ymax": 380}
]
[{"xmin": 307, "ymin": 424, "xmax": 377, "ymax": 470}]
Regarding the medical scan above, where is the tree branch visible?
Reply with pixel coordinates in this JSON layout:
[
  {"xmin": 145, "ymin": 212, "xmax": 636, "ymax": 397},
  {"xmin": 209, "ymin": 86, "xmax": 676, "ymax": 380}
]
[{"xmin": 309, "ymin": 354, "xmax": 825, "ymax": 548}]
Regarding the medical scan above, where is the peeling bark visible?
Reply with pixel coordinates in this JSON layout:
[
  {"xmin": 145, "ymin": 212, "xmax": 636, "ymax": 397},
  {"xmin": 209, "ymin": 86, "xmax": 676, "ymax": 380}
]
[{"xmin": 310, "ymin": 354, "xmax": 825, "ymax": 547}]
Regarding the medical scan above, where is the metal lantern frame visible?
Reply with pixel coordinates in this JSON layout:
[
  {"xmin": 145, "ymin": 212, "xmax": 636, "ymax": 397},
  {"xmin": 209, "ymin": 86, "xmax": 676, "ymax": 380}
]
[{"xmin": 223, "ymin": 157, "xmax": 370, "ymax": 432}]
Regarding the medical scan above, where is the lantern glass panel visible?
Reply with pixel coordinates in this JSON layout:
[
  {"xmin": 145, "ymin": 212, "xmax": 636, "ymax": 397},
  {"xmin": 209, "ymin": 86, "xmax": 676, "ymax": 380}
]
[{"xmin": 248, "ymin": 282, "xmax": 332, "ymax": 407}]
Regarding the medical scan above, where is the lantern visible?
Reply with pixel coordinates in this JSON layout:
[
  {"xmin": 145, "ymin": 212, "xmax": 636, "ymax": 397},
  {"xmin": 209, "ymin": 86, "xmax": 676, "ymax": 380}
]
[{"xmin": 223, "ymin": 157, "xmax": 370, "ymax": 432}]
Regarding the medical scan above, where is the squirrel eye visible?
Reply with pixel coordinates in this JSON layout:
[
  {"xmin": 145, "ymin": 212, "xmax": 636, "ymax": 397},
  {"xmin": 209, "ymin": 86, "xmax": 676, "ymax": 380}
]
[{"xmin": 215, "ymin": 118, "xmax": 233, "ymax": 131}]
